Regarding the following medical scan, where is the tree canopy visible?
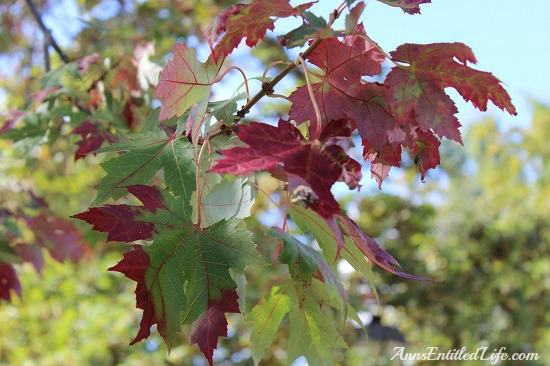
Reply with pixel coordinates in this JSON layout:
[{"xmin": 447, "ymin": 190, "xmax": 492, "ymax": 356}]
[{"xmin": 1, "ymin": 1, "xmax": 545, "ymax": 365}]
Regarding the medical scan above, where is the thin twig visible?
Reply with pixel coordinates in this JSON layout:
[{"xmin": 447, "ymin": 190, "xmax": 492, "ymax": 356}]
[{"xmin": 25, "ymin": 0, "xmax": 70, "ymax": 64}]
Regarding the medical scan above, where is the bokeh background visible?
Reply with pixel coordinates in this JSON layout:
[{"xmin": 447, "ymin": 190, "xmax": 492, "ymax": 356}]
[{"xmin": 1, "ymin": 0, "xmax": 549, "ymax": 365}]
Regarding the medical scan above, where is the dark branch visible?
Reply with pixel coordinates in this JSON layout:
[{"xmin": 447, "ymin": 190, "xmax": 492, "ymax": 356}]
[
  {"xmin": 43, "ymin": 39, "xmax": 51, "ymax": 72},
  {"xmin": 25, "ymin": 0, "xmax": 70, "ymax": 64}
]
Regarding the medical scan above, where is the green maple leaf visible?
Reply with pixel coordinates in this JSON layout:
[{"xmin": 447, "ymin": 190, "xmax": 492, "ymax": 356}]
[
  {"xmin": 288, "ymin": 206, "xmax": 380, "ymax": 305},
  {"xmin": 287, "ymin": 294, "xmax": 348, "ymax": 366},
  {"xmin": 247, "ymin": 282, "xmax": 292, "ymax": 364},
  {"xmin": 88, "ymin": 185, "xmax": 266, "ymax": 349},
  {"xmin": 91, "ymin": 129, "xmax": 195, "ymax": 205},
  {"xmin": 267, "ymin": 227, "xmax": 347, "ymax": 309}
]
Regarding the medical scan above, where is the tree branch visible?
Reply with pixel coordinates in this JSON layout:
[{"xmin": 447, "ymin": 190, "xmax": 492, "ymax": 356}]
[
  {"xmin": 234, "ymin": 3, "xmax": 346, "ymax": 122},
  {"xmin": 25, "ymin": 0, "xmax": 70, "ymax": 64},
  {"xmin": 236, "ymin": 38, "xmax": 322, "ymax": 121}
]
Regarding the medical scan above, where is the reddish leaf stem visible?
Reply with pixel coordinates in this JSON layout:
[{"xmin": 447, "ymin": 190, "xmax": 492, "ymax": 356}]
[{"xmin": 214, "ymin": 65, "xmax": 250, "ymax": 99}]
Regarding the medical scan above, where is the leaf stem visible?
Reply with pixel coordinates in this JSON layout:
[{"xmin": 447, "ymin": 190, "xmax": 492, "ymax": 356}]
[
  {"xmin": 236, "ymin": 38, "xmax": 323, "ymax": 120},
  {"xmin": 236, "ymin": 3, "xmax": 346, "ymax": 121},
  {"xmin": 214, "ymin": 65, "xmax": 250, "ymax": 100},
  {"xmin": 296, "ymin": 55, "xmax": 322, "ymax": 139},
  {"xmin": 266, "ymin": 94, "xmax": 292, "ymax": 102},
  {"xmin": 262, "ymin": 61, "xmax": 291, "ymax": 84}
]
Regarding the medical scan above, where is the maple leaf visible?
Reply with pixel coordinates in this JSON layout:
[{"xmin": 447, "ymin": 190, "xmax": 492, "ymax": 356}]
[
  {"xmin": 289, "ymin": 206, "xmax": 380, "ymax": 304},
  {"xmin": 193, "ymin": 178, "xmax": 257, "ymax": 228},
  {"xmin": 204, "ymin": 0, "xmax": 312, "ymax": 62},
  {"xmin": 90, "ymin": 129, "xmax": 195, "ymax": 205},
  {"xmin": 363, "ymin": 138, "xmax": 402, "ymax": 188},
  {"xmin": 339, "ymin": 215, "xmax": 437, "ymax": 282},
  {"xmin": 385, "ymin": 43, "xmax": 516, "ymax": 143},
  {"xmin": 155, "ymin": 43, "xmax": 222, "ymax": 121},
  {"xmin": 82, "ymin": 185, "xmax": 264, "ymax": 350},
  {"xmin": 345, "ymin": 2, "xmax": 366, "ymax": 34},
  {"xmin": 71, "ymin": 120, "xmax": 119, "ymax": 161},
  {"xmin": 248, "ymin": 283, "xmax": 292, "ymax": 364},
  {"xmin": 0, "ymin": 263, "xmax": 21, "ymax": 303},
  {"xmin": 278, "ymin": 11, "xmax": 334, "ymax": 49},
  {"xmin": 377, "ymin": 0, "xmax": 431, "ymax": 14},
  {"xmin": 247, "ymin": 278, "xmax": 347, "ymax": 366},
  {"xmin": 108, "ymin": 245, "xmax": 156, "ymax": 345},
  {"xmin": 27, "ymin": 213, "xmax": 89, "ymax": 263},
  {"xmin": 73, "ymin": 185, "xmax": 165, "ymax": 242},
  {"xmin": 15, "ymin": 243, "xmax": 44, "ymax": 273},
  {"xmin": 287, "ymin": 294, "xmax": 348, "ymax": 365},
  {"xmin": 413, "ymin": 128, "xmax": 441, "ymax": 180},
  {"xmin": 190, "ymin": 289, "xmax": 240, "ymax": 366},
  {"xmin": 268, "ymin": 227, "xmax": 348, "ymax": 308},
  {"xmin": 211, "ymin": 119, "xmax": 359, "ymax": 218},
  {"xmin": 288, "ymin": 25, "xmax": 396, "ymax": 147}
]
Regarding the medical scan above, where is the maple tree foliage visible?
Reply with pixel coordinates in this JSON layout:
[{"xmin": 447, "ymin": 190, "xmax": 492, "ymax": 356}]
[{"xmin": 1, "ymin": 0, "xmax": 517, "ymax": 365}]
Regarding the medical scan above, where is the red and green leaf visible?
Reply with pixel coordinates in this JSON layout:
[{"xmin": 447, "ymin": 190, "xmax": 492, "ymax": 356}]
[
  {"xmin": 289, "ymin": 25, "xmax": 386, "ymax": 140},
  {"xmin": 90, "ymin": 129, "xmax": 195, "ymax": 205},
  {"xmin": 377, "ymin": 0, "xmax": 431, "ymax": 15},
  {"xmin": 77, "ymin": 185, "xmax": 264, "ymax": 352},
  {"xmin": 155, "ymin": 43, "xmax": 222, "ymax": 121},
  {"xmin": 205, "ymin": 0, "xmax": 313, "ymax": 62}
]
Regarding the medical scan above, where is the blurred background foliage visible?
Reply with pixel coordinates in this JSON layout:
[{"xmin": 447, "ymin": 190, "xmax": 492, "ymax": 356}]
[{"xmin": 1, "ymin": 0, "xmax": 548, "ymax": 365}]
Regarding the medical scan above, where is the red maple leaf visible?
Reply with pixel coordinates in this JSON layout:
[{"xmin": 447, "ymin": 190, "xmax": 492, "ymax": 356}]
[
  {"xmin": 204, "ymin": 0, "xmax": 312, "ymax": 62},
  {"xmin": 385, "ymin": 43, "xmax": 516, "ymax": 143},
  {"xmin": 109, "ymin": 245, "xmax": 158, "ymax": 345},
  {"xmin": 288, "ymin": 25, "xmax": 395, "ymax": 148},
  {"xmin": 413, "ymin": 128, "xmax": 441, "ymax": 180},
  {"xmin": 27, "ymin": 213, "xmax": 89, "ymax": 263},
  {"xmin": 0, "ymin": 263, "xmax": 22, "ymax": 303},
  {"xmin": 211, "ymin": 118, "xmax": 361, "ymax": 218},
  {"xmin": 71, "ymin": 120, "xmax": 119, "ymax": 161},
  {"xmin": 73, "ymin": 185, "xmax": 166, "ymax": 242},
  {"xmin": 363, "ymin": 138, "xmax": 403, "ymax": 188},
  {"xmin": 190, "ymin": 289, "xmax": 240, "ymax": 366}
]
